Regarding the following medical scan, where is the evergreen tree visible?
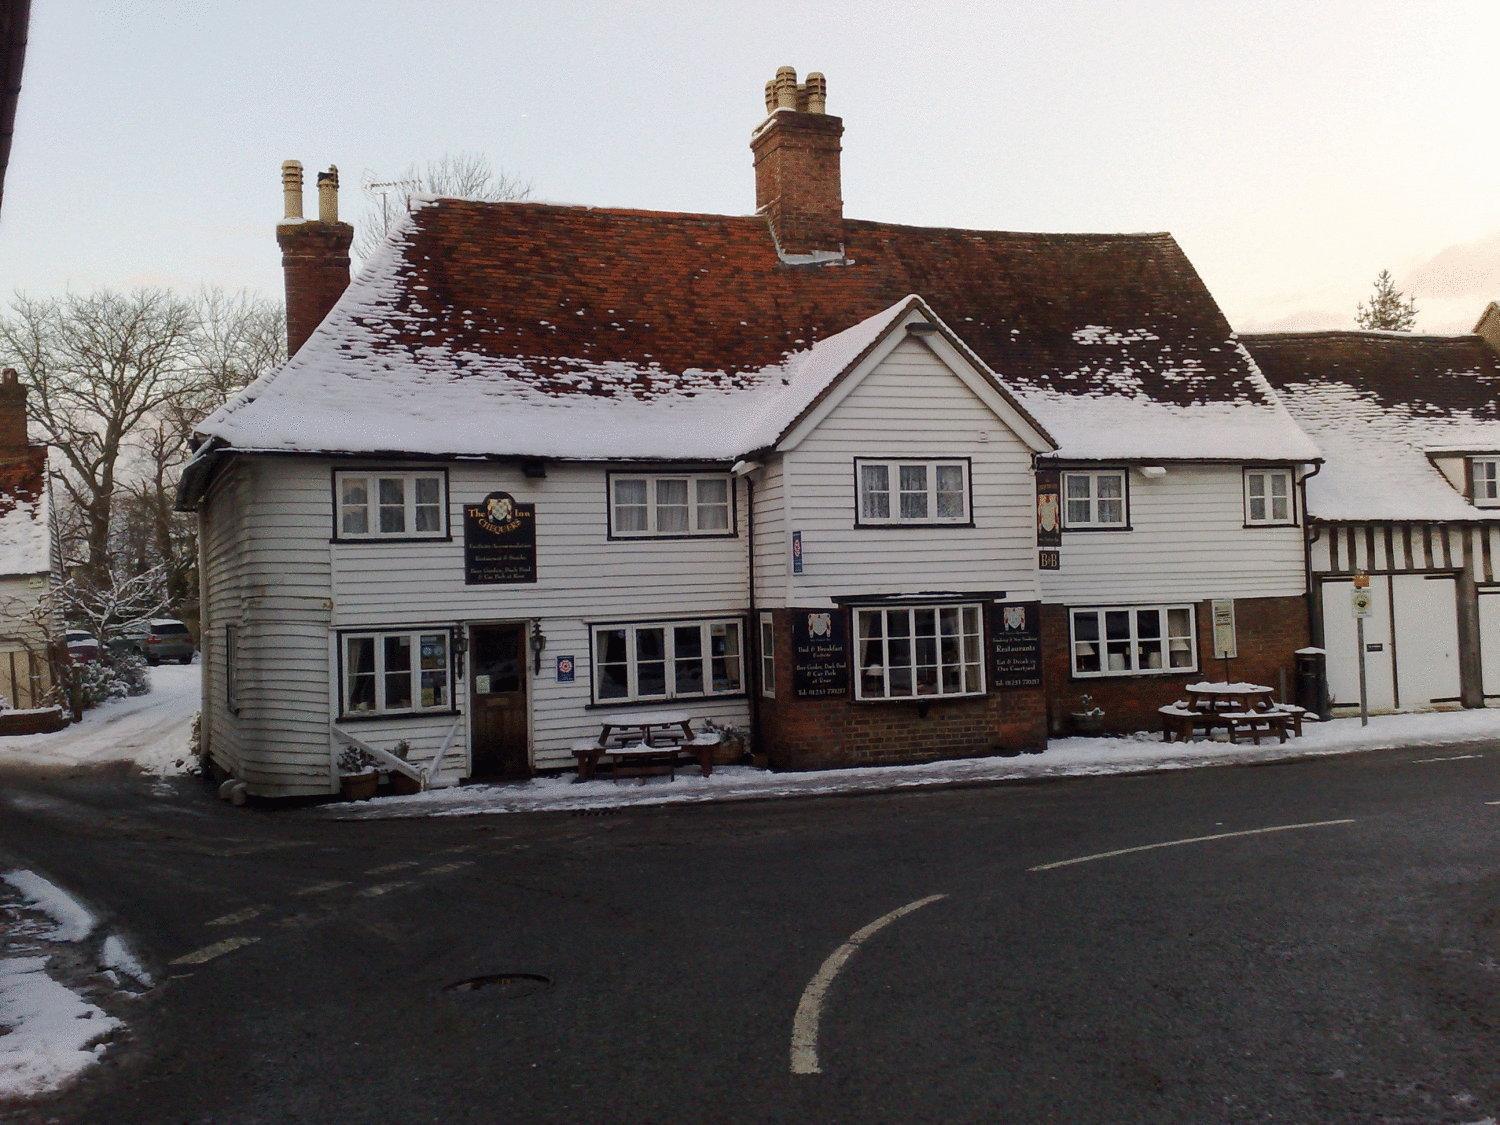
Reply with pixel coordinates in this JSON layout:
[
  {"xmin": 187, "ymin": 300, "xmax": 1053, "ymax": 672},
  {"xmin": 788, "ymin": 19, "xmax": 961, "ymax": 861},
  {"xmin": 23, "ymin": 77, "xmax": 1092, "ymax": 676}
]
[{"xmin": 1356, "ymin": 270, "xmax": 1418, "ymax": 331}]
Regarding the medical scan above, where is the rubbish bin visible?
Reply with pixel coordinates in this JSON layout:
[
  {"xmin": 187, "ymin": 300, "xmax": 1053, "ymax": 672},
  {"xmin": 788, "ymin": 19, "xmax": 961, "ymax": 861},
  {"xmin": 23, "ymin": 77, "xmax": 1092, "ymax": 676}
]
[{"xmin": 1295, "ymin": 647, "xmax": 1329, "ymax": 720}]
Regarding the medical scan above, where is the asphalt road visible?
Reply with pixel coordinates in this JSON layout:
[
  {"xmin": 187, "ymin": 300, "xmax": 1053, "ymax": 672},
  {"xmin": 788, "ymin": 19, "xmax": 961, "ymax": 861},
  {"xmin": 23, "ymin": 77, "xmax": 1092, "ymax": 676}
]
[{"xmin": 0, "ymin": 745, "xmax": 1496, "ymax": 1123}]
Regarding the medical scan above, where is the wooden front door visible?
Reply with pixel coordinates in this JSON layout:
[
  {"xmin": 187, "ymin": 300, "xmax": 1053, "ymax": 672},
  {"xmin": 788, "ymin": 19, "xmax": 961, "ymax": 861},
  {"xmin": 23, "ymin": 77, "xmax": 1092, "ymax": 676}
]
[{"xmin": 470, "ymin": 623, "xmax": 530, "ymax": 778}]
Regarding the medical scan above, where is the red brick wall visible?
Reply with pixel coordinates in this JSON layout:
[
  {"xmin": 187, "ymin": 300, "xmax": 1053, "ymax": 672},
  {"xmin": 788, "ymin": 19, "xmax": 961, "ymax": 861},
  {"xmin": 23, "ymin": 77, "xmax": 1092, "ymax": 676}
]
[
  {"xmin": 277, "ymin": 221, "xmax": 354, "ymax": 356},
  {"xmin": 1040, "ymin": 596, "xmax": 1308, "ymax": 735},
  {"xmin": 750, "ymin": 112, "xmax": 844, "ymax": 256},
  {"xmin": 758, "ymin": 608, "xmax": 1048, "ymax": 770}
]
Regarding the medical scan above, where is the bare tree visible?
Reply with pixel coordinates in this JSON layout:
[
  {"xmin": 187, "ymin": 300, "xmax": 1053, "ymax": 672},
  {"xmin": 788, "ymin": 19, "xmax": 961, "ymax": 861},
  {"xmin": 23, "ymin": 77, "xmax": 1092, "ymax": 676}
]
[
  {"xmin": 355, "ymin": 151, "xmax": 531, "ymax": 260},
  {"xmin": 0, "ymin": 289, "xmax": 198, "ymax": 586}
]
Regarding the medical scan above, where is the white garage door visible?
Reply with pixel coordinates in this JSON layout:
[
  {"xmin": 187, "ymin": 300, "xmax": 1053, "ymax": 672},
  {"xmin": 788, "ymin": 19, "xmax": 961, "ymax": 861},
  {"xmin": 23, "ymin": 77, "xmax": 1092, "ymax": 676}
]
[
  {"xmin": 1477, "ymin": 588, "xmax": 1500, "ymax": 702},
  {"xmin": 1321, "ymin": 574, "xmax": 1460, "ymax": 713}
]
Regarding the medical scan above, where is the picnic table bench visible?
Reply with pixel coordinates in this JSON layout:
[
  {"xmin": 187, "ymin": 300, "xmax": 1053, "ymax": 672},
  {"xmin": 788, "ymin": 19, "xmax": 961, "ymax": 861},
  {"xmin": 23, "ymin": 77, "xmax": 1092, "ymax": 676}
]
[
  {"xmin": 1160, "ymin": 684, "xmax": 1307, "ymax": 744},
  {"xmin": 572, "ymin": 714, "xmax": 722, "ymax": 782}
]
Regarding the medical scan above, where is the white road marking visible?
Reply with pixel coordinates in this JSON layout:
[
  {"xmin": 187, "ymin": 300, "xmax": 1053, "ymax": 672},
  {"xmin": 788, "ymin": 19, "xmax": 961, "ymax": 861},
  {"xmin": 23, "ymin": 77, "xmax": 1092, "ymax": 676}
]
[
  {"xmin": 293, "ymin": 880, "xmax": 348, "ymax": 896},
  {"xmin": 206, "ymin": 906, "xmax": 264, "ymax": 927},
  {"xmin": 1411, "ymin": 754, "xmax": 1484, "ymax": 764},
  {"xmin": 365, "ymin": 860, "xmax": 419, "ymax": 875},
  {"xmin": 1029, "ymin": 819, "xmax": 1357, "ymax": 872},
  {"xmin": 170, "ymin": 936, "xmax": 260, "ymax": 966},
  {"xmin": 358, "ymin": 881, "xmax": 412, "ymax": 898},
  {"xmin": 1486, "ymin": 800, "xmax": 1500, "ymax": 806},
  {"xmin": 789, "ymin": 893, "xmax": 947, "ymax": 1076},
  {"xmin": 429, "ymin": 861, "xmax": 475, "ymax": 875}
]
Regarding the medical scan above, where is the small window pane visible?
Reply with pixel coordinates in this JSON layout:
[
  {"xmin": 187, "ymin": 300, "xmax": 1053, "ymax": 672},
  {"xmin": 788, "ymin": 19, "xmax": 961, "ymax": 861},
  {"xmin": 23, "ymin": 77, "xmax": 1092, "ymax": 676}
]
[
  {"xmin": 899, "ymin": 465, "xmax": 929, "ymax": 520},
  {"xmin": 1249, "ymin": 496, "xmax": 1266, "ymax": 521},
  {"xmin": 383, "ymin": 635, "xmax": 412, "ymax": 709},
  {"xmin": 1098, "ymin": 499, "xmax": 1124, "ymax": 525},
  {"xmin": 346, "ymin": 637, "xmax": 376, "ymax": 713},
  {"xmin": 1066, "ymin": 475, "xmax": 1091, "ymax": 499},
  {"xmin": 614, "ymin": 478, "xmax": 650, "ymax": 534},
  {"xmin": 695, "ymin": 478, "xmax": 731, "ymax": 532},
  {"xmin": 655, "ymin": 480, "xmax": 690, "ymax": 533},
  {"xmin": 1097, "ymin": 474, "xmax": 1123, "ymax": 499},
  {"xmin": 1066, "ymin": 499, "xmax": 1091, "ymax": 525},
  {"xmin": 711, "ymin": 623, "xmax": 741, "ymax": 692},
  {"xmin": 673, "ymin": 625, "xmax": 704, "ymax": 695},
  {"xmin": 861, "ymin": 464, "xmax": 891, "ymax": 520},
  {"xmin": 340, "ymin": 478, "xmax": 370, "ymax": 534},
  {"xmin": 936, "ymin": 464, "xmax": 966, "ymax": 518},
  {"xmin": 378, "ymin": 477, "xmax": 406, "ymax": 534},
  {"xmin": 635, "ymin": 627, "xmax": 667, "ymax": 696}
]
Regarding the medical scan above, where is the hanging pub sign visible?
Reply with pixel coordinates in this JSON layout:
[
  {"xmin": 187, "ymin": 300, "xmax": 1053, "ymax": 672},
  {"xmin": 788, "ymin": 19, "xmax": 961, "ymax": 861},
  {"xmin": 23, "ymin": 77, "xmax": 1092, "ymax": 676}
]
[
  {"xmin": 1036, "ymin": 468, "xmax": 1061, "ymax": 571},
  {"xmin": 791, "ymin": 608, "xmax": 849, "ymax": 698},
  {"xmin": 989, "ymin": 600, "xmax": 1043, "ymax": 689},
  {"xmin": 463, "ymin": 491, "xmax": 537, "ymax": 585}
]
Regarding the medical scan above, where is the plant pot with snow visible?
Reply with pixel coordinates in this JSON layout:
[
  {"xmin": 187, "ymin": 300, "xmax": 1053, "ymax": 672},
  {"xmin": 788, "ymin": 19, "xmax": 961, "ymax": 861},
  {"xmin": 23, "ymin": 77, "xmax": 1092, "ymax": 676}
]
[
  {"xmin": 387, "ymin": 770, "xmax": 422, "ymax": 796},
  {"xmin": 340, "ymin": 769, "xmax": 379, "ymax": 801},
  {"xmin": 1069, "ymin": 694, "xmax": 1106, "ymax": 737}
]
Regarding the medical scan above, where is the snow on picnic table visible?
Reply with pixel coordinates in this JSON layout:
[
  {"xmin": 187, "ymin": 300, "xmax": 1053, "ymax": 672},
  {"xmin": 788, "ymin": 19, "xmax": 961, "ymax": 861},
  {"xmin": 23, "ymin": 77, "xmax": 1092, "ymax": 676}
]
[
  {"xmin": 0, "ymin": 662, "xmax": 200, "ymax": 774},
  {"xmin": 324, "ymin": 706, "xmax": 1500, "ymax": 821}
]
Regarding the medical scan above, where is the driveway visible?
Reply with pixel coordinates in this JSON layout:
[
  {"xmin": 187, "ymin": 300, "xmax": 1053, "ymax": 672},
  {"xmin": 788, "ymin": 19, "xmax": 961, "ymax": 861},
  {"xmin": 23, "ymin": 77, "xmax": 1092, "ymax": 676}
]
[{"xmin": 0, "ymin": 743, "xmax": 1495, "ymax": 1122}]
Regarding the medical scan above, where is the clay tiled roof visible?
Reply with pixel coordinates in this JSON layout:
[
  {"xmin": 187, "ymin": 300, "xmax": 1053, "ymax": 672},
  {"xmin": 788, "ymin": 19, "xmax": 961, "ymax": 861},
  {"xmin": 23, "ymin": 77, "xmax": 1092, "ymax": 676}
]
[
  {"xmin": 1245, "ymin": 331, "xmax": 1500, "ymax": 521},
  {"xmin": 195, "ymin": 199, "xmax": 1318, "ymax": 465}
]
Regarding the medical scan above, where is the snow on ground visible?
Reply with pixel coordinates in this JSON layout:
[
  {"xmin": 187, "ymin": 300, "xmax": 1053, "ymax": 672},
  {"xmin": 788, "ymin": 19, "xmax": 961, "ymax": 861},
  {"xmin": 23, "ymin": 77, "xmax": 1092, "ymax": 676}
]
[
  {"xmin": 0, "ymin": 872, "xmax": 97, "ymax": 943},
  {"xmin": 0, "ymin": 662, "xmax": 199, "ymax": 774},
  {"xmin": 325, "ymin": 707, "xmax": 1500, "ymax": 821},
  {"xmin": 0, "ymin": 956, "xmax": 121, "ymax": 1102}
]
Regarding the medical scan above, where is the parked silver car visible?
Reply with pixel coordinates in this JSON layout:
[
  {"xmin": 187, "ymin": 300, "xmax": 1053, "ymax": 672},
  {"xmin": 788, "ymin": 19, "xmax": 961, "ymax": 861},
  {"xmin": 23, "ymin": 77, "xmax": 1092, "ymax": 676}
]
[{"xmin": 122, "ymin": 619, "xmax": 196, "ymax": 665}]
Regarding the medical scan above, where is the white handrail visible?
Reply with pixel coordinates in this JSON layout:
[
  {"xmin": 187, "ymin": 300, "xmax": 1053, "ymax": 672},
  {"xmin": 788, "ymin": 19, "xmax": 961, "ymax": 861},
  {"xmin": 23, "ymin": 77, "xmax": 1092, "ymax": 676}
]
[{"xmin": 333, "ymin": 719, "xmax": 463, "ymax": 791}]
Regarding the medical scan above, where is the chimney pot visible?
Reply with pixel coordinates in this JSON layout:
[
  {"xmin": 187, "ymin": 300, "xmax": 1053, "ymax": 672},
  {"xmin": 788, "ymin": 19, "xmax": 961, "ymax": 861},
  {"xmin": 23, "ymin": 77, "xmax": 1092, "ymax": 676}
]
[
  {"xmin": 764, "ymin": 80, "xmax": 776, "ymax": 113},
  {"xmin": 281, "ymin": 159, "xmax": 304, "ymax": 220},
  {"xmin": 805, "ymin": 72, "xmax": 827, "ymax": 114},
  {"xmin": 0, "ymin": 368, "xmax": 30, "ymax": 451},
  {"xmin": 774, "ymin": 66, "xmax": 799, "ymax": 110},
  {"xmin": 317, "ymin": 165, "xmax": 340, "ymax": 223}
]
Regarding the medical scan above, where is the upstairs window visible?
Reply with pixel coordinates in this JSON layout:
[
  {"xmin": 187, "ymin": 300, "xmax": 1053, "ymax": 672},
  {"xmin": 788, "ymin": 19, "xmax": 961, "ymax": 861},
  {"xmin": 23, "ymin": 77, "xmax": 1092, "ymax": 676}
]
[
  {"xmin": 1062, "ymin": 470, "xmax": 1127, "ymax": 529},
  {"xmin": 1245, "ymin": 468, "xmax": 1295, "ymax": 525},
  {"xmin": 335, "ymin": 471, "xmax": 447, "ymax": 540},
  {"xmin": 856, "ymin": 459, "xmax": 970, "ymax": 526},
  {"xmin": 1473, "ymin": 458, "xmax": 1500, "ymax": 507},
  {"xmin": 609, "ymin": 474, "xmax": 734, "ymax": 537}
]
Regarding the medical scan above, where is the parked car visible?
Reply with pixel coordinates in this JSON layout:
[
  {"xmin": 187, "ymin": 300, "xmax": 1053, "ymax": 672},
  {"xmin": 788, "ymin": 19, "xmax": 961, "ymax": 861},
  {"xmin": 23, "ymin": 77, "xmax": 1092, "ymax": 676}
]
[
  {"xmin": 120, "ymin": 619, "xmax": 196, "ymax": 666},
  {"xmin": 64, "ymin": 630, "xmax": 100, "ymax": 662}
]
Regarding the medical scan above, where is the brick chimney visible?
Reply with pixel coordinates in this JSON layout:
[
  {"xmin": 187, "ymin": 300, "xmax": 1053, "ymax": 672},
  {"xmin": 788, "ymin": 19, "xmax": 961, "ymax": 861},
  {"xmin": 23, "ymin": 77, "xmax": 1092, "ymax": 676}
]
[
  {"xmin": 0, "ymin": 369, "xmax": 29, "ymax": 453},
  {"xmin": 750, "ymin": 67, "xmax": 844, "ymax": 259},
  {"xmin": 276, "ymin": 160, "xmax": 354, "ymax": 356}
]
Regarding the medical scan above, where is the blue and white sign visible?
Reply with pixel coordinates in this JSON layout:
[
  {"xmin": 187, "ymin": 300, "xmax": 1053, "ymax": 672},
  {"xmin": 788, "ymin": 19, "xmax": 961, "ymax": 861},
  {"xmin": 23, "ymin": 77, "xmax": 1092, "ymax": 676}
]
[
  {"xmin": 555, "ymin": 655, "xmax": 576, "ymax": 683},
  {"xmin": 792, "ymin": 530, "xmax": 804, "ymax": 575}
]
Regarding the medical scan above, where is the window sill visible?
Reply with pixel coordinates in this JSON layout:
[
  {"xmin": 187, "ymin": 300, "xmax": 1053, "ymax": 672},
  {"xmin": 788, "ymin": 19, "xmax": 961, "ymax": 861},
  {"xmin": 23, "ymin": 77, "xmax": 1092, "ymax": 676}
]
[
  {"xmin": 1061, "ymin": 525, "xmax": 1132, "ymax": 533},
  {"xmin": 1069, "ymin": 668, "xmax": 1198, "ymax": 682},
  {"xmin": 585, "ymin": 693, "xmax": 747, "ymax": 710},
  {"xmin": 606, "ymin": 532, "xmax": 739, "ymax": 542},
  {"xmin": 851, "ymin": 690, "xmax": 988, "ymax": 705},
  {"xmin": 336, "ymin": 708, "xmax": 460, "ymax": 723},
  {"xmin": 853, "ymin": 520, "xmax": 976, "ymax": 530},
  {"xmin": 330, "ymin": 534, "xmax": 453, "ymax": 545}
]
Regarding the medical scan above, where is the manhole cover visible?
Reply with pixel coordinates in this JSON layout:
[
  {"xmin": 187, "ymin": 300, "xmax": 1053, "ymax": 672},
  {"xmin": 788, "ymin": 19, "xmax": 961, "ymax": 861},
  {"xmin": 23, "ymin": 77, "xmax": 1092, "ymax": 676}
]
[{"xmin": 443, "ymin": 973, "xmax": 551, "ymax": 998}]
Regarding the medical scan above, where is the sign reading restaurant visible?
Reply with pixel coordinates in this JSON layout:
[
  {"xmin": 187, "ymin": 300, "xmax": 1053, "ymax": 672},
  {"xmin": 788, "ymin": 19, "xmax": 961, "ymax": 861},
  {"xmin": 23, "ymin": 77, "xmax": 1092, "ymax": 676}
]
[
  {"xmin": 463, "ymin": 491, "xmax": 538, "ymax": 584},
  {"xmin": 989, "ymin": 600, "xmax": 1043, "ymax": 689}
]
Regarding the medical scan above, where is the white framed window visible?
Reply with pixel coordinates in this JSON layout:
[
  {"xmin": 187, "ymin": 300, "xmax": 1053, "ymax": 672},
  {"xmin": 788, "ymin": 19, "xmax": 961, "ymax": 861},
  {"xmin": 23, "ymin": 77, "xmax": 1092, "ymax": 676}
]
[
  {"xmin": 609, "ymin": 474, "xmax": 734, "ymax": 537},
  {"xmin": 1472, "ymin": 458, "xmax": 1500, "ymax": 506},
  {"xmin": 759, "ymin": 611, "xmax": 775, "ymax": 698},
  {"xmin": 341, "ymin": 629, "xmax": 452, "ymax": 716},
  {"xmin": 1244, "ymin": 468, "xmax": 1295, "ymax": 525},
  {"xmin": 1062, "ymin": 470, "xmax": 1127, "ymax": 529},
  {"xmin": 854, "ymin": 604, "xmax": 984, "ymax": 700},
  {"xmin": 591, "ymin": 618, "xmax": 743, "ymax": 703},
  {"xmin": 856, "ymin": 459, "xmax": 970, "ymax": 525},
  {"xmin": 1069, "ymin": 605, "xmax": 1196, "ymax": 678},
  {"xmin": 335, "ymin": 471, "xmax": 447, "ymax": 540},
  {"xmin": 224, "ymin": 624, "xmax": 239, "ymax": 715}
]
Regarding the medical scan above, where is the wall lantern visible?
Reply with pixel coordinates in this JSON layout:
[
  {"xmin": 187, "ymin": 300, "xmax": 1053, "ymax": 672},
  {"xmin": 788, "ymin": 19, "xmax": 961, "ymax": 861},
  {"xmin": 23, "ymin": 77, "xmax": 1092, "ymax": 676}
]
[{"xmin": 530, "ymin": 620, "xmax": 547, "ymax": 674}]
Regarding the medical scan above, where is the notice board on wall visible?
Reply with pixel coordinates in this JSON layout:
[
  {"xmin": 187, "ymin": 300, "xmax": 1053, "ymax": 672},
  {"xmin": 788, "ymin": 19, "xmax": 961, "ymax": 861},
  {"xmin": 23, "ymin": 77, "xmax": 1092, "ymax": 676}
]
[
  {"xmin": 791, "ymin": 609, "xmax": 849, "ymax": 698},
  {"xmin": 463, "ymin": 491, "xmax": 537, "ymax": 585},
  {"xmin": 988, "ymin": 600, "xmax": 1043, "ymax": 689}
]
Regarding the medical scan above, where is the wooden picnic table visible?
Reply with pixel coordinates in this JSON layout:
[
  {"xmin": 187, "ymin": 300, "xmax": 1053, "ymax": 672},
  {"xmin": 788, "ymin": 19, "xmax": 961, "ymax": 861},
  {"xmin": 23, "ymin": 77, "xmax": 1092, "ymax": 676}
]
[
  {"xmin": 1184, "ymin": 681, "xmax": 1276, "ymax": 713},
  {"xmin": 572, "ymin": 713, "xmax": 720, "ymax": 781}
]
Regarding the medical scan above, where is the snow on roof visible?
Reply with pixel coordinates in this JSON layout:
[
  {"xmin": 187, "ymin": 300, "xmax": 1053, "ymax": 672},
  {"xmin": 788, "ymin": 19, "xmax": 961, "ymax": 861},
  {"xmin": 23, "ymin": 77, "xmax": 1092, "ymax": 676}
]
[
  {"xmin": 0, "ymin": 448, "xmax": 50, "ymax": 577},
  {"xmin": 1246, "ymin": 331, "xmax": 1500, "ymax": 521},
  {"xmin": 194, "ymin": 198, "xmax": 1315, "ymax": 469}
]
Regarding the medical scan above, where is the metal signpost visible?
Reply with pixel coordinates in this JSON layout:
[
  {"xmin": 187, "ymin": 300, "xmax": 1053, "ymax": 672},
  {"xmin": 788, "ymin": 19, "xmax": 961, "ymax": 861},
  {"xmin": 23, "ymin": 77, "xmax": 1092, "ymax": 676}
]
[{"xmin": 1351, "ymin": 575, "xmax": 1373, "ymax": 727}]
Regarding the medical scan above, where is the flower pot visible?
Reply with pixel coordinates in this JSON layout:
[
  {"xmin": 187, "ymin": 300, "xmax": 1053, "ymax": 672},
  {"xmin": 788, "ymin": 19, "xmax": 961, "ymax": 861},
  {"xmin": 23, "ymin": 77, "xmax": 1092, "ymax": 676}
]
[
  {"xmin": 340, "ymin": 770, "xmax": 379, "ymax": 801},
  {"xmin": 1070, "ymin": 712, "xmax": 1106, "ymax": 736}
]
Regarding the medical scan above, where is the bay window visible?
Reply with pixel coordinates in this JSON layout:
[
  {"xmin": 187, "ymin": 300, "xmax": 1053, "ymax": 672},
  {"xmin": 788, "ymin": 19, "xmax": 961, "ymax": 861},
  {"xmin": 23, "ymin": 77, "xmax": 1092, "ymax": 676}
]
[
  {"xmin": 591, "ymin": 618, "xmax": 743, "ymax": 703},
  {"xmin": 341, "ymin": 629, "xmax": 452, "ymax": 716},
  {"xmin": 335, "ymin": 470, "xmax": 447, "ymax": 539},
  {"xmin": 1069, "ymin": 605, "xmax": 1196, "ymax": 677},
  {"xmin": 609, "ymin": 474, "xmax": 734, "ymax": 537},
  {"xmin": 856, "ymin": 459, "xmax": 970, "ymax": 525},
  {"xmin": 1062, "ymin": 470, "xmax": 1127, "ymax": 529},
  {"xmin": 854, "ymin": 604, "xmax": 984, "ymax": 700}
]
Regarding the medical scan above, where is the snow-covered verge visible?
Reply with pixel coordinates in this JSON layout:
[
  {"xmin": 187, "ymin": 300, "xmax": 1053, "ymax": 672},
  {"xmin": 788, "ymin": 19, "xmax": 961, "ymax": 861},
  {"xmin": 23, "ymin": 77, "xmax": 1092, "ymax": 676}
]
[
  {"xmin": 323, "ymin": 707, "xmax": 1500, "ymax": 821},
  {"xmin": 0, "ymin": 662, "xmax": 200, "ymax": 775},
  {"xmin": 0, "ymin": 870, "xmax": 146, "ymax": 1103}
]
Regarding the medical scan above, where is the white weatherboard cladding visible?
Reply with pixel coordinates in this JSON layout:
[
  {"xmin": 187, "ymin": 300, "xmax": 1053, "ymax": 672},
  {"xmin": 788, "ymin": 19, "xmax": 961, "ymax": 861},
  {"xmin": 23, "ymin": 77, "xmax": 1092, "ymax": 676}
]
[
  {"xmin": 1477, "ymin": 589, "xmax": 1500, "ymax": 701},
  {"xmin": 1041, "ymin": 465, "xmax": 1305, "ymax": 603},
  {"xmin": 777, "ymin": 336, "xmax": 1039, "ymax": 606},
  {"xmin": 751, "ymin": 458, "xmax": 788, "ymax": 607},
  {"xmin": 326, "ymin": 460, "xmax": 751, "ymax": 773}
]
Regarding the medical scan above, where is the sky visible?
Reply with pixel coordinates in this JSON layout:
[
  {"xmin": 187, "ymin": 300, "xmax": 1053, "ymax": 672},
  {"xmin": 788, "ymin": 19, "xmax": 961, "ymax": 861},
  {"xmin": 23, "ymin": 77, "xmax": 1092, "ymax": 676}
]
[{"xmin": 2, "ymin": 0, "xmax": 1498, "ymax": 334}]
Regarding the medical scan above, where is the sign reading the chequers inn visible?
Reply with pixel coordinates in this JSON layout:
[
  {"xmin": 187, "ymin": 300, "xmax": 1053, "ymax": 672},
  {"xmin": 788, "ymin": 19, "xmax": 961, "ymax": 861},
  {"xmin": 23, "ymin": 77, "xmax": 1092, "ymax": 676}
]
[
  {"xmin": 792, "ymin": 609, "xmax": 849, "ymax": 698},
  {"xmin": 463, "ymin": 491, "xmax": 537, "ymax": 585},
  {"xmin": 989, "ymin": 600, "xmax": 1043, "ymax": 689}
]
